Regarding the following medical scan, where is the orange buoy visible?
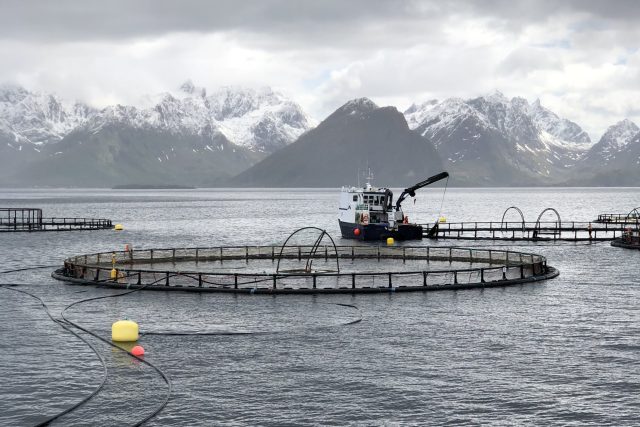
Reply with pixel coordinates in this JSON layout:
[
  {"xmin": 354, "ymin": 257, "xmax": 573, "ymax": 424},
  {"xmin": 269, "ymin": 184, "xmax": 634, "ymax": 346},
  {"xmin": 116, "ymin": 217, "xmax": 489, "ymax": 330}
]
[
  {"xmin": 354, "ymin": 228, "xmax": 361, "ymax": 236},
  {"xmin": 131, "ymin": 345, "xmax": 145, "ymax": 357}
]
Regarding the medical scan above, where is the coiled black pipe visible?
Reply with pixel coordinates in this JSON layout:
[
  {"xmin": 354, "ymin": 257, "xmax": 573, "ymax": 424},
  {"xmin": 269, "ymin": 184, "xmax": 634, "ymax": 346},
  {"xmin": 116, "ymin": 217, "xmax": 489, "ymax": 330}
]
[
  {"xmin": 0, "ymin": 283, "xmax": 108, "ymax": 426},
  {"xmin": 0, "ymin": 266, "xmax": 172, "ymax": 426},
  {"xmin": 3, "ymin": 266, "xmax": 363, "ymax": 425}
]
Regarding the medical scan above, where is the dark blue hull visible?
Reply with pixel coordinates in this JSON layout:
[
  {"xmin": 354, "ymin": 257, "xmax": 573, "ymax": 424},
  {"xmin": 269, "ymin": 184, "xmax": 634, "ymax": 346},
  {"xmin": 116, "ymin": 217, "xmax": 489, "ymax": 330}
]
[{"xmin": 339, "ymin": 220, "xmax": 423, "ymax": 241}]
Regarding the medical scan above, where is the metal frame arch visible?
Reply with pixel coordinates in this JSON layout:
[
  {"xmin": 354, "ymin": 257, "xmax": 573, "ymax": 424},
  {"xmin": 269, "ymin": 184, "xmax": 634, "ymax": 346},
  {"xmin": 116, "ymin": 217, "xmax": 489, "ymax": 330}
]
[
  {"xmin": 276, "ymin": 227, "xmax": 340, "ymax": 274},
  {"xmin": 628, "ymin": 207, "xmax": 640, "ymax": 228},
  {"xmin": 500, "ymin": 206, "xmax": 525, "ymax": 231},
  {"xmin": 534, "ymin": 207, "xmax": 562, "ymax": 231}
]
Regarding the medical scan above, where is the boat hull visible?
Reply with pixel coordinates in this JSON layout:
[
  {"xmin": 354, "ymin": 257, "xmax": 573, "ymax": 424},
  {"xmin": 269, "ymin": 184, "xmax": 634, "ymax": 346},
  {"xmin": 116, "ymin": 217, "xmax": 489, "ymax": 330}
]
[{"xmin": 339, "ymin": 220, "xmax": 423, "ymax": 241}]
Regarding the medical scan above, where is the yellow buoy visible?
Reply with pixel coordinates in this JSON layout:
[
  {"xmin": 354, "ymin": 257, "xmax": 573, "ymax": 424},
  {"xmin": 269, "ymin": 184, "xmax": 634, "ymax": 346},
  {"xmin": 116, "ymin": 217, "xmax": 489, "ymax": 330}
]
[
  {"xmin": 112, "ymin": 320, "xmax": 139, "ymax": 342},
  {"xmin": 439, "ymin": 216, "xmax": 447, "ymax": 223},
  {"xmin": 114, "ymin": 224, "xmax": 124, "ymax": 231},
  {"xmin": 386, "ymin": 237, "xmax": 395, "ymax": 245},
  {"xmin": 110, "ymin": 268, "xmax": 118, "ymax": 280}
]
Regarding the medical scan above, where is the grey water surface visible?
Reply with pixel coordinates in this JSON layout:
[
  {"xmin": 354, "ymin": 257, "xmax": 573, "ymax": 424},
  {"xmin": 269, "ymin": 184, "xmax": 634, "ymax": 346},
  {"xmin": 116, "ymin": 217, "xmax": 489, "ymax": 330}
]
[{"xmin": 0, "ymin": 187, "xmax": 639, "ymax": 426}]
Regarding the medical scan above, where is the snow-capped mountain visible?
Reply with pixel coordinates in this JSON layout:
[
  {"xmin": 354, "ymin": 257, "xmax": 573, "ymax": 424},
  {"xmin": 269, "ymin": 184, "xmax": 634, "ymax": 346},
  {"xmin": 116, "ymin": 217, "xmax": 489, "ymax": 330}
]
[
  {"xmin": 571, "ymin": 119, "xmax": 640, "ymax": 185},
  {"xmin": 404, "ymin": 92, "xmax": 593, "ymax": 185},
  {"xmin": 207, "ymin": 86, "xmax": 314, "ymax": 152},
  {"xmin": 529, "ymin": 99, "xmax": 590, "ymax": 144},
  {"xmin": 0, "ymin": 83, "xmax": 96, "ymax": 145},
  {"xmin": 583, "ymin": 119, "xmax": 639, "ymax": 164},
  {"xmin": 231, "ymin": 98, "xmax": 442, "ymax": 187},
  {"xmin": 0, "ymin": 81, "xmax": 314, "ymax": 153},
  {"xmin": 0, "ymin": 81, "xmax": 314, "ymax": 186}
]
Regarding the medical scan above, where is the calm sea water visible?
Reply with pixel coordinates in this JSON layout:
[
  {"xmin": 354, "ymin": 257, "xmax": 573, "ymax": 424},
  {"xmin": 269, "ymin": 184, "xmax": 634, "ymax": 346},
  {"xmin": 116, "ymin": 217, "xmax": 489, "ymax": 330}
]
[{"xmin": 0, "ymin": 187, "xmax": 639, "ymax": 426}]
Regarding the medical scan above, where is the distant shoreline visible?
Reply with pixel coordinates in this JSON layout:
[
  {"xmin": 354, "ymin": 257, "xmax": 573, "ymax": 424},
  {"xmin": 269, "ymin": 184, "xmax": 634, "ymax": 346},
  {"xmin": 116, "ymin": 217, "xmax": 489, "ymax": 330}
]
[{"xmin": 111, "ymin": 184, "xmax": 197, "ymax": 190}]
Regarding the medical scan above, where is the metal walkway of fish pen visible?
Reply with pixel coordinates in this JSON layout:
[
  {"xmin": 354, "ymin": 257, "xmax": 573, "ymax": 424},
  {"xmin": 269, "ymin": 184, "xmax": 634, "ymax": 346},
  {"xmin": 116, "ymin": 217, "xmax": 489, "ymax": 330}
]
[
  {"xmin": 51, "ymin": 245, "xmax": 558, "ymax": 294},
  {"xmin": 421, "ymin": 206, "xmax": 634, "ymax": 241},
  {"xmin": 0, "ymin": 208, "xmax": 113, "ymax": 232},
  {"xmin": 595, "ymin": 207, "xmax": 640, "ymax": 224},
  {"xmin": 422, "ymin": 221, "xmax": 630, "ymax": 241}
]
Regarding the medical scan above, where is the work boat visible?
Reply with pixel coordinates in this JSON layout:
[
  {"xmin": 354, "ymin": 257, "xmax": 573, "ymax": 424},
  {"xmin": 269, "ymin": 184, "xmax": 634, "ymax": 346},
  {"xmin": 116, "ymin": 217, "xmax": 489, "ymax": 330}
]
[{"xmin": 338, "ymin": 171, "xmax": 449, "ymax": 241}]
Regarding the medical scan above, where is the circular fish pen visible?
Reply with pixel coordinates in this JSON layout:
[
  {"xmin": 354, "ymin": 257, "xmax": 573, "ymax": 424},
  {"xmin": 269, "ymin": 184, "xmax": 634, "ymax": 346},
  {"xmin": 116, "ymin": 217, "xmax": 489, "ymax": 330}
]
[{"xmin": 53, "ymin": 245, "xmax": 558, "ymax": 294}]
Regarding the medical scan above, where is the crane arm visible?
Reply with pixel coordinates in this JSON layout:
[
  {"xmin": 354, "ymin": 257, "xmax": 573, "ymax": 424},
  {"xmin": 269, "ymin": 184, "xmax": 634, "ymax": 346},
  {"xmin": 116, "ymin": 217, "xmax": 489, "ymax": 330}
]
[{"xmin": 395, "ymin": 171, "xmax": 449, "ymax": 210}]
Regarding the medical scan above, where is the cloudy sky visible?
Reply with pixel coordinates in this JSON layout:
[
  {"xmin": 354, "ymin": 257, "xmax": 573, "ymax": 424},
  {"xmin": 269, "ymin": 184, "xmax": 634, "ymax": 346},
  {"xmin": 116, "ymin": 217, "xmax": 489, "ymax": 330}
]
[{"xmin": 2, "ymin": 0, "xmax": 639, "ymax": 139}]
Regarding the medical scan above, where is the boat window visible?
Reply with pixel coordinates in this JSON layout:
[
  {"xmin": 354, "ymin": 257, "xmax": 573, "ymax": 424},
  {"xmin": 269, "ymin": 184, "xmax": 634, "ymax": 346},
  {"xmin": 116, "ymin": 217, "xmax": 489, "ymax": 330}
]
[{"xmin": 352, "ymin": 195, "xmax": 357, "ymax": 202}]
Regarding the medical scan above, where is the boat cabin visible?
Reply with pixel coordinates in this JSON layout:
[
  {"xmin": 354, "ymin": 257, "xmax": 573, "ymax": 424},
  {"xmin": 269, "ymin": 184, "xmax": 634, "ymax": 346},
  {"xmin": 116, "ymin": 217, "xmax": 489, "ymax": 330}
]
[{"xmin": 339, "ymin": 183, "xmax": 404, "ymax": 227}]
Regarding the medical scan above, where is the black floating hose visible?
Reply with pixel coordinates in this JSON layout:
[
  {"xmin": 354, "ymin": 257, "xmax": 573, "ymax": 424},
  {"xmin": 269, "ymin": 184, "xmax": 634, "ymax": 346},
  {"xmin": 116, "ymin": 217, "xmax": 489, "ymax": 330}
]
[
  {"xmin": 0, "ymin": 264, "xmax": 60, "ymax": 274},
  {"xmin": 1, "ymin": 265, "xmax": 172, "ymax": 426},
  {"xmin": 60, "ymin": 273, "xmax": 175, "ymax": 427},
  {"xmin": 0, "ymin": 285, "xmax": 109, "ymax": 427},
  {"xmin": 141, "ymin": 302, "xmax": 362, "ymax": 336},
  {"xmin": 6, "ymin": 265, "xmax": 363, "ymax": 426}
]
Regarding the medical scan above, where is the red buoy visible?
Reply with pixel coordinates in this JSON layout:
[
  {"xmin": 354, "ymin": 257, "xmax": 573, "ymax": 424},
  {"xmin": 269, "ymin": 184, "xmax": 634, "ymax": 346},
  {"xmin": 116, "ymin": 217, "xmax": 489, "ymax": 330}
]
[
  {"xmin": 354, "ymin": 228, "xmax": 361, "ymax": 236},
  {"xmin": 131, "ymin": 345, "xmax": 145, "ymax": 357}
]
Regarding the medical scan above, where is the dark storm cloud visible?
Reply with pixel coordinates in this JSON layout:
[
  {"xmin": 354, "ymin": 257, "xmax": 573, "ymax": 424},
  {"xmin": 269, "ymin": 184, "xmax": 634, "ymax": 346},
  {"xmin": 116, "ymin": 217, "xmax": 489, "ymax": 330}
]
[
  {"xmin": 0, "ymin": 0, "xmax": 426, "ymax": 42},
  {"xmin": 2, "ymin": 0, "xmax": 640, "ymax": 138},
  {"xmin": 3, "ymin": 0, "xmax": 639, "ymax": 43}
]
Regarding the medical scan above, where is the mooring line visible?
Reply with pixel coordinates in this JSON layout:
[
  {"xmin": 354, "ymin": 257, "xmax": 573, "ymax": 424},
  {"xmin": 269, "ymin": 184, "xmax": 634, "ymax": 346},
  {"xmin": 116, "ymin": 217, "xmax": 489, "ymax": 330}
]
[
  {"xmin": 1, "ymin": 266, "xmax": 172, "ymax": 427},
  {"xmin": 0, "ymin": 264, "xmax": 61, "ymax": 274},
  {"xmin": 141, "ymin": 301, "xmax": 362, "ymax": 336},
  {"xmin": 0, "ymin": 285, "xmax": 109, "ymax": 427},
  {"xmin": 5, "ymin": 266, "xmax": 364, "ymax": 426},
  {"xmin": 59, "ymin": 274, "xmax": 174, "ymax": 427}
]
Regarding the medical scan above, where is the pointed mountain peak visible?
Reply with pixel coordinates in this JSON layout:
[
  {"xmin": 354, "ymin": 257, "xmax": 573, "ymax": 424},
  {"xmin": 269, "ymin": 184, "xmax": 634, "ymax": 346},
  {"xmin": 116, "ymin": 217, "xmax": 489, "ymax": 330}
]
[
  {"xmin": 0, "ymin": 82, "xmax": 30, "ymax": 103},
  {"xmin": 510, "ymin": 96, "xmax": 529, "ymax": 107},
  {"xmin": 605, "ymin": 118, "xmax": 639, "ymax": 135},
  {"xmin": 404, "ymin": 99, "xmax": 438, "ymax": 115},
  {"xmin": 599, "ymin": 118, "xmax": 639, "ymax": 148},
  {"xmin": 612, "ymin": 118, "xmax": 638, "ymax": 130},
  {"xmin": 180, "ymin": 79, "xmax": 195, "ymax": 93},
  {"xmin": 484, "ymin": 90, "xmax": 508, "ymax": 103},
  {"xmin": 179, "ymin": 79, "xmax": 206, "ymax": 98},
  {"xmin": 336, "ymin": 97, "xmax": 378, "ymax": 116}
]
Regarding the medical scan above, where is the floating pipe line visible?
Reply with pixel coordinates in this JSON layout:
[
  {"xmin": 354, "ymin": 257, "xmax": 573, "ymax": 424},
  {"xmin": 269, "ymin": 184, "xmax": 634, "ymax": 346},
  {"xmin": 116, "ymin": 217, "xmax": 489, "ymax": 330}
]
[{"xmin": 2, "ymin": 264, "xmax": 364, "ymax": 425}]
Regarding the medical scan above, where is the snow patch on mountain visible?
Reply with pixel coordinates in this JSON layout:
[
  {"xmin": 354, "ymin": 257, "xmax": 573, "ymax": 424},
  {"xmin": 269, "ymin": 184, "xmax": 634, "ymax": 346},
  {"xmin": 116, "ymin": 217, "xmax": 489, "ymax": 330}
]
[
  {"xmin": 335, "ymin": 97, "xmax": 379, "ymax": 117},
  {"xmin": 0, "ymin": 81, "xmax": 314, "ymax": 154},
  {"xmin": 0, "ymin": 83, "xmax": 96, "ymax": 145},
  {"xmin": 599, "ymin": 119, "xmax": 639, "ymax": 150},
  {"xmin": 584, "ymin": 119, "xmax": 640, "ymax": 164},
  {"xmin": 405, "ymin": 92, "xmax": 591, "ymax": 164},
  {"xmin": 530, "ymin": 99, "xmax": 591, "ymax": 144},
  {"xmin": 404, "ymin": 99, "xmax": 438, "ymax": 129}
]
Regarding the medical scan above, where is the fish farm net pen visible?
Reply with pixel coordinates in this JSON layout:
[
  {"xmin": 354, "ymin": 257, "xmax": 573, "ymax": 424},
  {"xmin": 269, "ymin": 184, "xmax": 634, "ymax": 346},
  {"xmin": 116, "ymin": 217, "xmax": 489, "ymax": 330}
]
[{"xmin": 53, "ymin": 245, "xmax": 558, "ymax": 294}]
